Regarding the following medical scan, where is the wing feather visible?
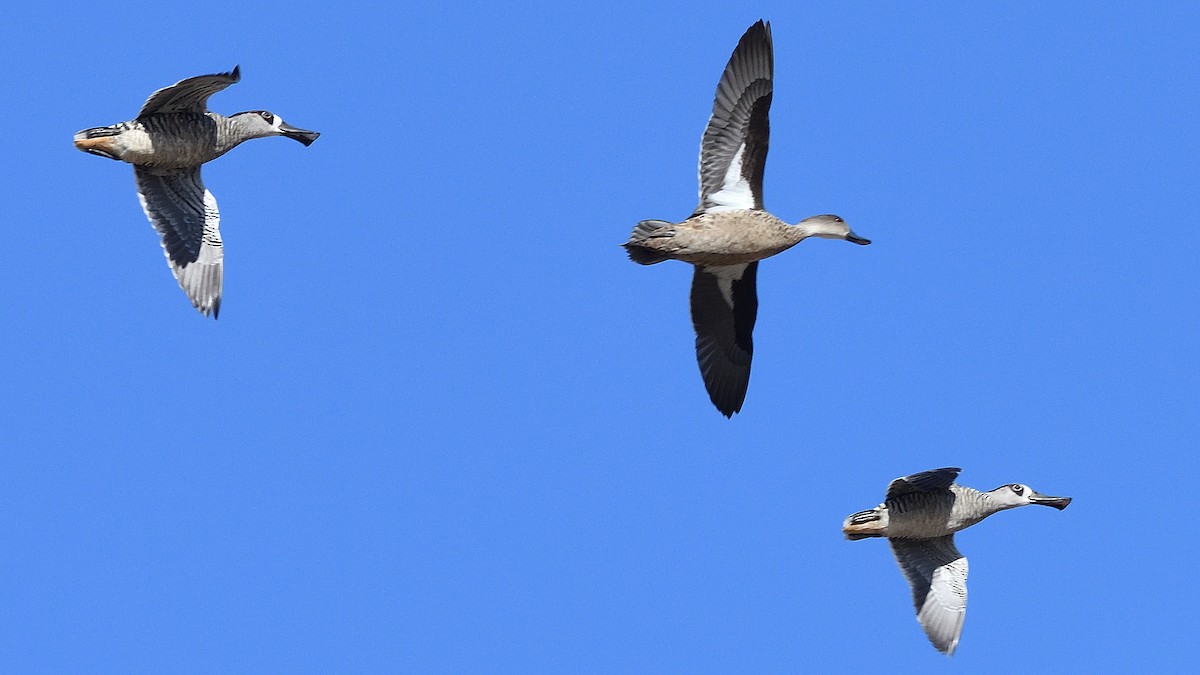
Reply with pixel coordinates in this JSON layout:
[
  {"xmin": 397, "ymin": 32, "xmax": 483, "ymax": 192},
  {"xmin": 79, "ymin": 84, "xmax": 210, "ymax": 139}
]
[
  {"xmin": 134, "ymin": 167, "xmax": 223, "ymax": 317},
  {"xmin": 886, "ymin": 468, "xmax": 963, "ymax": 501},
  {"xmin": 696, "ymin": 21, "xmax": 773, "ymax": 214},
  {"xmin": 690, "ymin": 262, "xmax": 758, "ymax": 416},
  {"xmin": 139, "ymin": 67, "xmax": 240, "ymax": 117},
  {"xmin": 890, "ymin": 536, "xmax": 968, "ymax": 655}
]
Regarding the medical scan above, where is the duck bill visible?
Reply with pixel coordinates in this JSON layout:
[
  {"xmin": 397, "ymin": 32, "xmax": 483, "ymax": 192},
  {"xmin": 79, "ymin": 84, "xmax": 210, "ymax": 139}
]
[
  {"xmin": 1029, "ymin": 492, "xmax": 1072, "ymax": 510},
  {"xmin": 280, "ymin": 123, "xmax": 320, "ymax": 146},
  {"xmin": 846, "ymin": 232, "xmax": 871, "ymax": 245}
]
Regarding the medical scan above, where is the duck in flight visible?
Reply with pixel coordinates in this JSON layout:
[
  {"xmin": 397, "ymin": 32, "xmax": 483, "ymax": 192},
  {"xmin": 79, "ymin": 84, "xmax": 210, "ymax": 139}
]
[
  {"xmin": 843, "ymin": 467, "xmax": 1071, "ymax": 655},
  {"xmin": 74, "ymin": 67, "xmax": 319, "ymax": 318},
  {"xmin": 623, "ymin": 20, "xmax": 870, "ymax": 417}
]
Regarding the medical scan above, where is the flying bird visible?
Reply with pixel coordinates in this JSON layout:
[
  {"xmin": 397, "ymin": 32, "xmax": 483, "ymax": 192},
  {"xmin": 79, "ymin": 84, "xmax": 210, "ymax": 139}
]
[
  {"xmin": 623, "ymin": 20, "xmax": 870, "ymax": 416},
  {"xmin": 843, "ymin": 467, "xmax": 1071, "ymax": 655},
  {"xmin": 74, "ymin": 66, "xmax": 319, "ymax": 317}
]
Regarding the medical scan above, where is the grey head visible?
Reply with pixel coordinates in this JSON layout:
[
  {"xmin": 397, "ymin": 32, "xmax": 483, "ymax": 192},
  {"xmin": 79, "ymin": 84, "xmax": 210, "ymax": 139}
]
[
  {"xmin": 986, "ymin": 483, "xmax": 1072, "ymax": 511},
  {"xmin": 797, "ymin": 214, "xmax": 870, "ymax": 245},
  {"xmin": 230, "ymin": 110, "xmax": 320, "ymax": 146}
]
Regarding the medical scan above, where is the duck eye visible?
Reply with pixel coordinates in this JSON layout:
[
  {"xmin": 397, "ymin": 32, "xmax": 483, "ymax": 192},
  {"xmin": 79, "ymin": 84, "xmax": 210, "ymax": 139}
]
[
  {"xmin": 260, "ymin": 112, "xmax": 274, "ymax": 123},
  {"xmin": 1011, "ymin": 484, "xmax": 1024, "ymax": 495}
]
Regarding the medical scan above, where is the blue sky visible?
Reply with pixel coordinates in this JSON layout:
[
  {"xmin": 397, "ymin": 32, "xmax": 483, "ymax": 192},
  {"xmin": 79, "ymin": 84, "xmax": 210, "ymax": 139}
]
[{"xmin": 2, "ymin": 1, "xmax": 1197, "ymax": 670}]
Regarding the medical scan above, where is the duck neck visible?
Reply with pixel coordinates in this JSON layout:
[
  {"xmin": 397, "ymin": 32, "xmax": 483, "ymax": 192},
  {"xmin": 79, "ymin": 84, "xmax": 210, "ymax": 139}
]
[
  {"xmin": 213, "ymin": 115, "xmax": 266, "ymax": 158},
  {"xmin": 786, "ymin": 222, "xmax": 817, "ymax": 246},
  {"xmin": 792, "ymin": 219, "xmax": 845, "ymax": 243},
  {"xmin": 950, "ymin": 486, "xmax": 998, "ymax": 529}
]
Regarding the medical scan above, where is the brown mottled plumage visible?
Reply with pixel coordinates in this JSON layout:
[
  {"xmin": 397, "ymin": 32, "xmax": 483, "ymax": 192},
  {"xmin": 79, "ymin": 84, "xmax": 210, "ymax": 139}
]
[{"xmin": 623, "ymin": 20, "xmax": 869, "ymax": 416}]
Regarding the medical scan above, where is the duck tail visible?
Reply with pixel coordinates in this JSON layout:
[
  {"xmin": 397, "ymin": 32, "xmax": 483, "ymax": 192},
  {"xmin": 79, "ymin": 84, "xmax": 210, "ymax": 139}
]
[
  {"xmin": 73, "ymin": 125, "xmax": 125, "ymax": 160},
  {"xmin": 623, "ymin": 219, "xmax": 673, "ymax": 265},
  {"xmin": 842, "ymin": 508, "xmax": 887, "ymax": 540},
  {"xmin": 76, "ymin": 125, "xmax": 123, "ymax": 139}
]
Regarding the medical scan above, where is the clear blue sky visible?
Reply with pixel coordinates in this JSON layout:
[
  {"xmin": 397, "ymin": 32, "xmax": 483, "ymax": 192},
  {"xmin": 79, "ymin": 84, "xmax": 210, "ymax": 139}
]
[{"xmin": 2, "ymin": 1, "xmax": 1197, "ymax": 670}]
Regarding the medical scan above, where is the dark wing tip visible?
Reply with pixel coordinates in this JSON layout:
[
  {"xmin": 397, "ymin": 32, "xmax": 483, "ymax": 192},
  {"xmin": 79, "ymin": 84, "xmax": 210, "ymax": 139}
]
[
  {"xmin": 742, "ymin": 19, "xmax": 774, "ymax": 52},
  {"xmin": 715, "ymin": 393, "xmax": 734, "ymax": 415},
  {"xmin": 705, "ymin": 371, "xmax": 746, "ymax": 417},
  {"xmin": 695, "ymin": 337, "xmax": 751, "ymax": 418},
  {"xmin": 726, "ymin": 20, "xmax": 773, "ymax": 75},
  {"xmin": 230, "ymin": 65, "xmax": 241, "ymax": 82}
]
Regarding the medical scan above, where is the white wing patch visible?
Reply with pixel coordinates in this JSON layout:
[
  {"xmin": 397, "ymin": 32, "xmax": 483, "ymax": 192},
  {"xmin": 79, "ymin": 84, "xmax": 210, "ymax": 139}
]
[
  {"xmin": 890, "ymin": 536, "xmax": 969, "ymax": 655},
  {"xmin": 920, "ymin": 555, "xmax": 968, "ymax": 656},
  {"xmin": 705, "ymin": 264, "xmax": 749, "ymax": 307},
  {"xmin": 701, "ymin": 142, "xmax": 755, "ymax": 213}
]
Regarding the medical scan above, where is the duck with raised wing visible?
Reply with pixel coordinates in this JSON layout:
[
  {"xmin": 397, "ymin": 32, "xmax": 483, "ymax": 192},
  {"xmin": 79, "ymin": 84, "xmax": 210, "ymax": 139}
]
[
  {"xmin": 843, "ymin": 467, "xmax": 1071, "ymax": 656},
  {"xmin": 623, "ymin": 20, "xmax": 870, "ymax": 417},
  {"xmin": 74, "ymin": 66, "xmax": 319, "ymax": 317}
]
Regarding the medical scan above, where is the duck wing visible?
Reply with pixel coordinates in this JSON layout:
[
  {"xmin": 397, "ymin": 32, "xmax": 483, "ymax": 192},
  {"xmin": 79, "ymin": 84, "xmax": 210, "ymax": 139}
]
[
  {"xmin": 886, "ymin": 468, "xmax": 963, "ymax": 501},
  {"xmin": 139, "ymin": 67, "xmax": 241, "ymax": 117},
  {"xmin": 690, "ymin": 262, "xmax": 758, "ymax": 416},
  {"xmin": 696, "ymin": 21, "xmax": 773, "ymax": 215},
  {"xmin": 890, "ymin": 535, "xmax": 968, "ymax": 656},
  {"xmin": 134, "ymin": 166, "xmax": 223, "ymax": 317}
]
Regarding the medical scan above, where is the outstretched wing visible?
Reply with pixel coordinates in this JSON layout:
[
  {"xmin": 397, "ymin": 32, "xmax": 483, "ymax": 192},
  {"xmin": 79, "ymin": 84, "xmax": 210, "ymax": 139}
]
[
  {"xmin": 696, "ymin": 20, "xmax": 773, "ymax": 215},
  {"xmin": 886, "ymin": 468, "xmax": 962, "ymax": 501},
  {"xmin": 890, "ymin": 536, "xmax": 968, "ymax": 656},
  {"xmin": 134, "ymin": 166, "xmax": 224, "ymax": 317},
  {"xmin": 139, "ymin": 66, "xmax": 241, "ymax": 117},
  {"xmin": 690, "ymin": 262, "xmax": 758, "ymax": 416}
]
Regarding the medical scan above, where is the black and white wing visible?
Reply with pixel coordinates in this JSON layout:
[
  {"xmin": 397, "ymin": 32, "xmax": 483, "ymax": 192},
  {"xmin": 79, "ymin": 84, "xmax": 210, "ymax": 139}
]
[
  {"xmin": 695, "ymin": 20, "xmax": 773, "ymax": 215},
  {"xmin": 134, "ymin": 167, "xmax": 224, "ymax": 317},
  {"xmin": 886, "ymin": 468, "xmax": 963, "ymax": 501},
  {"xmin": 138, "ymin": 66, "xmax": 241, "ymax": 117},
  {"xmin": 690, "ymin": 262, "xmax": 758, "ymax": 416},
  {"xmin": 889, "ymin": 536, "xmax": 969, "ymax": 655}
]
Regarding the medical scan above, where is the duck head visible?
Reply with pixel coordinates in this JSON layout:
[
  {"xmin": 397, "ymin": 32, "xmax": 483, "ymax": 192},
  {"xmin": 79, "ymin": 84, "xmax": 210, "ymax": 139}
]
[
  {"xmin": 232, "ymin": 110, "xmax": 320, "ymax": 145},
  {"xmin": 798, "ymin": 214, "xmax": 870, "ymax": 245},
  {"xmin": 987, "ymin": 483, "xmax": 1072, "ymax": 511}
]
